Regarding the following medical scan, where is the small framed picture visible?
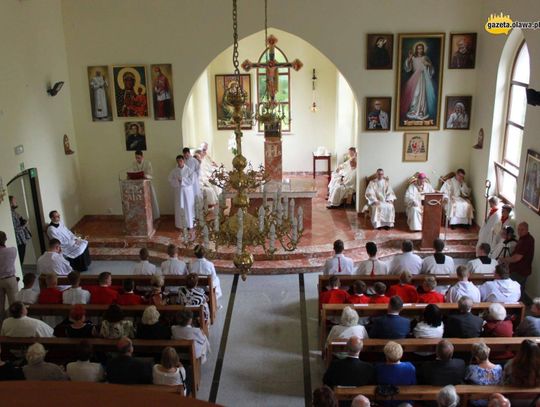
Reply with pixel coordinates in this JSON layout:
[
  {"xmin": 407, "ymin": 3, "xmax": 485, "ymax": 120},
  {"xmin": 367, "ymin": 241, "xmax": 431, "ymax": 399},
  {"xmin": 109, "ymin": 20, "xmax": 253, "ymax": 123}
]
[
  {"xmin": 444, "ymin": 96, "xmax": 472, "ymax": 130},
  {"xmin": 403, "ymin": 132, "xmax": 429, "ymax": 162},
  {"xmin": 449, "ymin": 33, "xmax": 477, "ymax": 69},
  {"xmin": 125, "ymin": 121, "xmax": 146, "ymax": 151},
  {"xmin": 365, "ymin": 97, "xmax": 392, "ymax": 131},
  {"xmin": 521, "ymin": 149, "xmax": 540, "ymax": 213},
  {"xmin": 366, "ymin": 34, "xmax": 393, "ymax": 70}
]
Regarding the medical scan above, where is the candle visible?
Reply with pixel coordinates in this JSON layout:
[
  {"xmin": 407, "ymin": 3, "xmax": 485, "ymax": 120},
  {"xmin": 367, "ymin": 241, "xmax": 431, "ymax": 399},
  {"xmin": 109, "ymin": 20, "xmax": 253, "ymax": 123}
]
[
  {"xmin": 269, "ymin": 224, "xmax": 276, "ymax": 252},
  {"xmin": 203, "ymin": 225, "xmax": 209, "ymax": 248},
  {"xmin": 214, "ymin": 205, "xmax": 220, "ymax": 232},
  {"xmin": 298, "ymin": 206, "xmax": 304, "ymax": 232},
  {"xmin": 292, "ymin": 216, "xmax": 298, "ymax": 243},
  {"xmin": 183, "ymin": 226, "xmax": 189, "ymax": 244},
  {"xmin": 236, "ymin": 209, "xmax": 243, "ymax": 254},
  {"xmin": 258, "ymin": 205, "xmax": 265, "ymax": 232},
  {"xmin": 289, "ymin": 199, "xmax": 295, "ymax": 221},
  {"xmin": 263, "ymin": 185, "xmax": 268, "ymax": 208},
  {"xmin": 283, "ymin": 195, "xmax": 288, "ymax": 219},
  {"xmin": 219, "ymin": 193, "xmax": 225, "ymax": 209}
]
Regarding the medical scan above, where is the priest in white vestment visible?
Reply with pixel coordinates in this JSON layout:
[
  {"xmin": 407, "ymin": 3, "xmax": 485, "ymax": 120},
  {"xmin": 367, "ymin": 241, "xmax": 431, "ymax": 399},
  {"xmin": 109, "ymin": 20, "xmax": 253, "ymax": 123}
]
[
  {"xmin": 168, "ymin": 155, "xmax": 196, "ymax": 229},
  {"xmin": 477, "ymin": 196, "xmax": 501, "ymax": 248},
  {"xmin": 328, "ymin": 147, "xmax": 356, "ymax": 192},
  {"xmin": 440, "ymin": 169, "xmax": 474, "ymax": 226},
  {"xmin": 404, "ymin": 172, "xmax": 435, "ymax": 231},
  {"xmin": 131, "ymin": 150, "xmax": 160, "ymax": 220},
  {"xmin": 46, "ymin": 211, "xmax": 91, "ymax": 272},
  {"xmin": 36, "ymin": 239, "xmax": 72, "ymax": 276},
  {"xmin": 190, "ymin": 245, "xmax": 222, "ymax": 300},
  {"xmin": 184, "ymin": 147, "xmax": 201, "ymax": 199},
  {"xmin": 327, "ymin": 158, "xmax": 357, "ymax": 208},
  {"xmin": 199, "ymin": 142, "xmax": 221, "ymax": 199},
  {"xmin": 194, "ymin": 150, "xmax": 219, "ymax": 207},
  {"xmin": 365, "ymin": 168, "xmax": 396, "ymax": 229},
  {"xmin": 467, "ymin": 243, "xmax": 497, "ymax": 274}
]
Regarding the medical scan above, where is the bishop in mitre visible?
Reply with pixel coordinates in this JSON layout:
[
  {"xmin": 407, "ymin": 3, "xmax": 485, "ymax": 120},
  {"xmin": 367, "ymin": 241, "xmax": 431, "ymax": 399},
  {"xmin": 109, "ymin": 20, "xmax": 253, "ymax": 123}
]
[
  {"xmin": 365, "ymin": 168, "xmax": 396, "ymax": 229},
  {"xmin": 440, "ymin": 168, "xmax": 474, "ymax": 227},
  {"xmin": 404, "ymin": 172, "xmax": 435, "ymax": 231},
  {"xmin": 327, "ymin": 157, "xmax": 357, "ymax": 208},
  {"xmin": 131, "ymin": 150, "xmax": 160, "ymax": 220},
  {"xmin": 168, "ymin": 155, "xmax": 195, "ymax": 229}
]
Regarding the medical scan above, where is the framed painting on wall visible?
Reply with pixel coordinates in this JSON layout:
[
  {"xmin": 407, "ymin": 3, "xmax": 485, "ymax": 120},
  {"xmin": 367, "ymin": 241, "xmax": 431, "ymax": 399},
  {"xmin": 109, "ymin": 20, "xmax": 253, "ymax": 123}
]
[
  {"xmin": 125, "ymin": 121, "xmax": 147, "ymax": 151},
  {"xmin": 444, "ymin": 96, "xmax": 472, "ymax": 130},
  {"xmin": 395, "ymin": 33, "xmax": 445, "ymax": 131},
  {"xmin": 151, "ymin": 64, "xmax": 175, "ymax": 120},
  {"xmin": 521, "ymin": 149, "xmax": 540, "ymax": 213},
  {"xmin": 403, "ymin": 132, "xmax": 429, "ymax": 162},
  {"xmin": 448, "ymin": 33, "xmax": 477, "ymax": 69},
  {"xmin": 365, "ymin": 97, "xmax": 391, "ymax": 131},
  {"xmin": 112, "ymin": 65, "xmax": 149, "ymax": 118},
  {"xmin": 215, "ymin": 74, "xmax": 252, "ymax": 130},
  {"xmin": 366, "ymin": 34, "xmax": 393, "ymax": 70},
  {"xmin": 87, "ymin": 66, "xmax": 113, "ymax": 121}
]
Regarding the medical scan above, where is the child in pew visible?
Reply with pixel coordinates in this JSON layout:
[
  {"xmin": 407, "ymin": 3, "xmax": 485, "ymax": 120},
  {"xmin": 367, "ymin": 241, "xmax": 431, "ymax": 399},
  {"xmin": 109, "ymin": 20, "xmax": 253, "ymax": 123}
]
[
  {"xmin": 417, "ymin": 276, "xmax": 445, "ymax": 304},
  {"xmin": 132, "ymin": 248, "xmax": 157, "ymax": 275},
  {"xmin": 62, "ymin": 271, "xmax": 91, "ymax": 305},
  {"xmin": 117, "ymin": 279, "xmax": 144, "ymax": 305},
  {"xmin": 145, "ymin": 275, "xmax": 168, "ymax": 306},
  {"xmin": 15, "ymin": 273, "xmax": 38, "ymax": 304},
  {"xmin": 38, "ymin": 273, "xmax": 63, "ymax": 304},
  {"xmin": 369, "ymin": 282, "xmax": 390, "ymax": 304},
  {"xmin": 347, "ymin": 280, "xmax": 370, "ymax": 304},
  {"xmin": 387, "ymin": 271, "xmax": 418, "ymax": 303}
]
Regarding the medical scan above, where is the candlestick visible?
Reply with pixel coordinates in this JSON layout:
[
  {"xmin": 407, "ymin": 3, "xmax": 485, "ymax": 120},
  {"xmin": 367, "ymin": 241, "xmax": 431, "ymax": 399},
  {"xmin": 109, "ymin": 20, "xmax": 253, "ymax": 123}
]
[
  {"xmin": 298, "ymin": 206, "xmax": 304, "ymax": 232},
  {"xmin": 258, "ymin": 205, "xmax": 265, "ymax": 232}
]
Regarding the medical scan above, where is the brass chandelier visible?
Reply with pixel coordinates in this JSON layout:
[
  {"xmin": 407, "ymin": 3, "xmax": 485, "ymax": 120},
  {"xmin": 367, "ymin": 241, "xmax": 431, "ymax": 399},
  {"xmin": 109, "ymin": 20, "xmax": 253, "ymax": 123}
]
[{"xmin": 187, "ymin": 0, "xmax": 304, "ymax": 280}]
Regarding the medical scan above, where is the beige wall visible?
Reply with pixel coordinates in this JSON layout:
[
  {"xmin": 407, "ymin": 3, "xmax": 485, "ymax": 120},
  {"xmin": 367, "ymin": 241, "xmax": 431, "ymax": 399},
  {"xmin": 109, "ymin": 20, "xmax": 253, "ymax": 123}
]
[{"xmin": 0, "ymin": 0, "xmax": 81, "ymax": 281}]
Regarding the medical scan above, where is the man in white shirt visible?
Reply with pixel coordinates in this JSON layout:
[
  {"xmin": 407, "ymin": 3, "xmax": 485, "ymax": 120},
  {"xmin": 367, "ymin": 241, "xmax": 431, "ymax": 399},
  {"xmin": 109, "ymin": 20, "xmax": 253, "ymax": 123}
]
[
  {"xmin": 66, "ymin": 341, "xmax": 105, "ymax": 382},
  {"xmin": 440, "ymin": 168, "xmax": 474, "ymax": 227},
  {"xmin": 467, "ymin": 243, "xmax": 497, "ymax": 274},
  {"xmin": 37, "ymin": 238, "xmax": 73, "ymax": 276},
  {"xmin": 421, "ymin": 239, "xmax": 455, "ymax": 275},
  {"xmin": 15, "ymin": 273, "xmax": 39, "ymax": 304},
  {"xmin": 323, "ymin": 240, "xmax": 355, "ymax": 275},
  {"xmin": 357, "ymin": 242, "xmax": 388, "ymax": 276},
  {"xmin": 365, "ymin": 168, "xmax": 396, "ymax": 230},
  {"xmin": 160, "ymin": 244, "xmax": 187, "ymax": 276},
  {"xmin": 445, "ymin": 265, "xmax": 481, "ymax": 303},
  {"xmin": 479, "ymin": 265, "xmax": 521, "ymax": 303},
  {"xmin": 132, "ymin": 248, "xmax": 157, "ymax": 275},
  {"xmin": 62, "ymin": 271, "xmax": 91, "ymax": 305},
  {"xmin": 190, "ymin": 245, "xmax": 222, "ymax": 300},
  {"xmin": 389, "ymin": 240, "xmax": 422, "ymax": 275},
  {"xmin": 0, "ymin": 301, "xmax": 54, "ymax": 337},
  {"xmin": 184, "ymin": 147, "xmax": 201, "ymax": 199}
]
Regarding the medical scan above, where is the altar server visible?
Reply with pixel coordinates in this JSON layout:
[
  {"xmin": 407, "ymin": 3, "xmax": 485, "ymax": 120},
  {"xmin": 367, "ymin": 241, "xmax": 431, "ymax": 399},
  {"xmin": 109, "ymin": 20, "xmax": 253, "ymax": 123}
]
[
  {"xmin": 131, "ymin": 150, "xmax": 160, "ymax": 220},
  {"xmin": 365, "ymin": 168, "xmax": 396, "ymax": 229},
  {"xmin": 404, "ymin": 172, "xmax": 435, "ymax": 231},
  {"xmin": 477, "ymin": 196, "xmax": 501, "ymax": 248},
  {"xmin": 183, "ymin": 147, "xmax": 201, "ymax": 199},
  {"xmin": 440, "ymin": 169, "xmax": 474, "ymax": 227},
  {"xmin": 168, "ymin": 155, "xmax": 195, "ymax": 229}
]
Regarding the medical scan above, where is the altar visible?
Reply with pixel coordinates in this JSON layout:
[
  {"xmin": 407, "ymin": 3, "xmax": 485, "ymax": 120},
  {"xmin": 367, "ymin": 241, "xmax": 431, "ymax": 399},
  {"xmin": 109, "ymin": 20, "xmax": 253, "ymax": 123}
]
[{"xmin": 223, "ymin": 178, "xmax": 317, "ymax": 224}]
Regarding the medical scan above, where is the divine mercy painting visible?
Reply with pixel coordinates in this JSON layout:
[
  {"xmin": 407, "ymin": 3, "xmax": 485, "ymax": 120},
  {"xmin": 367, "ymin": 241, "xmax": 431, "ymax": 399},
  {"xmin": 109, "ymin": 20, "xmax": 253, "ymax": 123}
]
[{"xmin": 395, "ymin": 33, "xmax": 444, "ymax": 130}]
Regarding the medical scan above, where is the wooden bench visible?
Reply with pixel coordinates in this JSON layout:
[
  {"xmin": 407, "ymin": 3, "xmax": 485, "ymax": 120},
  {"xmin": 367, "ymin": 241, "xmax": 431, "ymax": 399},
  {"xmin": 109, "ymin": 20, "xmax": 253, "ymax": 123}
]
[
  {"xmin": 334, "ymin": 385, "xmax": 540, "ymax": 403},
  {"xmin": 325, "ymin": 337, "xmax": 540, "ymax": 367},
  {"xmin": 320, "ymin": 302, "xmax": 526, "ymax": 351},
  {"xmin": 41, "ymin": 274, "xmax": 217, "ymax": 324},
  {"xmin": 0, "ymin": 336, "xmax": 201, "ymax": 398},
  {"xmin": 26, "ymin": 304, "xmax": 209, "ymax": 337}
]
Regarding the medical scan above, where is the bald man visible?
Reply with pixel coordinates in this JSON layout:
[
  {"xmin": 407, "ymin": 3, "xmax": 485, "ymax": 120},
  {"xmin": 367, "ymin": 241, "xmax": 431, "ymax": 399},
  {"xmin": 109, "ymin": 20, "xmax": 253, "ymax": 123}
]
[
  {"xmin": 351, "ymin": 395, "xmax": 371, "ymax": 407},
  {"xmin": 106, "ymin": 337, "xmax": 152, "ymax": 384}
]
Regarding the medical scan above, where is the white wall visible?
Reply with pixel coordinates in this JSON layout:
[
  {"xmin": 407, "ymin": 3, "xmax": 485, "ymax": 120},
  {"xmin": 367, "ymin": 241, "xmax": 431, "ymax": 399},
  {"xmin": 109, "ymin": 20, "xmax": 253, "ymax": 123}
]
[{"xmin": 0, "ymin": 0, "xmax": 81, "ymax": 281}]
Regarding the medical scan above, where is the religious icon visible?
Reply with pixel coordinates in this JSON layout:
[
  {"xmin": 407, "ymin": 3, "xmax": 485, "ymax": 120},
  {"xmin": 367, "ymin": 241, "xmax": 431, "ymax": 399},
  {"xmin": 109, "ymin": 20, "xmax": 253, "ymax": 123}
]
[
  {"xmin": 449, "ymin": 33, "xmax": 477, "ymax": 69},
  {"xmin": 124, "ymin": 121, "xmax": 147, "ymax": 151},
  {"xmin": 521, "ymin": 149, "xmax": 540, "ymax": 213},
  {"xmin": 87, "ymin": 65, "xmax": 112, "ymax": 121},
  {"xmin": 151, "ymin": 64, "xmax": 175, "ymax": 120},
  {"xmin": 473, "ymin": 128, "xmax": 484, "ymax": 149},
  {"xmin": 396, "ymin": 34, "xmax": 444, "ymax": 131},
  {"xmin": 365, "ymin": 97, "xmax": 392, "ymax": 131},
  {"xmin": 215, "ymin": 74, "xmax": 252, "ymax": 130},
  {"xmin": 63, "ymin": 134, "xmax": 74, "ymax": 155},
  {"xmin": 403, "ymin": 132, "xmax": 429, "ymax": 162},
  {"xmin": 113, "ymin": 65, "xmax": 149, "ymax": 118},
  {"xmin": 366, "ymin": 34, "xmax": 393, "ymax": 70},
  {"xmin": 444, "ymin": 96, "xmax": 472, "ymax": 130}
]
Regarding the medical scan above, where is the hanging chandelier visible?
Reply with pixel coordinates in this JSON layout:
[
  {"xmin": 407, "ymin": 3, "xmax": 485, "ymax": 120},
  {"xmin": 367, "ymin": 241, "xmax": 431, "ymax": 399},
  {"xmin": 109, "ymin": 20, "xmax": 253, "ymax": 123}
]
[{"xmin": 185, "ymin": 0, "xmax": 304, "ymax": 280}]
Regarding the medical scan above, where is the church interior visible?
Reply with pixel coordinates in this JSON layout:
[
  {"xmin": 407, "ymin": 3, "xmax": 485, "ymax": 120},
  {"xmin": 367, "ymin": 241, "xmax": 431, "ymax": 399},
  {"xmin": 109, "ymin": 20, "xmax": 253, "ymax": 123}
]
[{"xmin": 1, "ymin": 0, "xmax": 540, "ymax": 406}]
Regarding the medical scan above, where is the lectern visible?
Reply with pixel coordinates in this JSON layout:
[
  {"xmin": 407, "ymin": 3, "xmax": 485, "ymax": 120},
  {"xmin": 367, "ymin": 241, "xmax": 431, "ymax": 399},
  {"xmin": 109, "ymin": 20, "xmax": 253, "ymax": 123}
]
[
  {"xmin": 420, "ymin": 192, "xmax": 444, "ymax": 250},
  {"xmin": 119, "ymin": 179, "xmax": 155, "ymax": 238}
]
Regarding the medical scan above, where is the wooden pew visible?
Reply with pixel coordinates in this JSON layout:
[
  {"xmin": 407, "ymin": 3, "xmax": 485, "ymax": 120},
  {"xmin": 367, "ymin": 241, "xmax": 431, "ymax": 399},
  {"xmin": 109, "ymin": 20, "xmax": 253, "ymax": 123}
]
[
  {"xmin": 26, "ymin": 304, "xmax": 209, "ymax": 337},
  {"xmin": 325, "ymin": 337, "xmax": 540, "ymax": 367},
  {"xmin": 0, "ymin": 336, "xmax": 201, "ymax": 398},
  {"xmin": 334, "ymin": 385, "xmax": 540, "ymax": 403},
  {"xmin": 41, "ymin": 274, "xmax": 217, "ymax": 324},
  {"xmin": 320, "ymin": 302, "xmax": 526, "ymax": 351}
]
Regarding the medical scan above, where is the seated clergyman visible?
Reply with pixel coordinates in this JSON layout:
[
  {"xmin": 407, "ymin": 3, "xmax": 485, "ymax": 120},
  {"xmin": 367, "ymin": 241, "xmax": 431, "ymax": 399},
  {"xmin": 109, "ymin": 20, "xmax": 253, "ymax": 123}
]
[
  {"xmin": 327, "ymin": 157, "xmax": 357, "ymax": 208},
  {"xmin": 440, "ymin": 168, "xmax": 474, "ymax": 227},
  {"xmin": 365, "ymin": 168, "xmax": 396, "ymax": 230}
]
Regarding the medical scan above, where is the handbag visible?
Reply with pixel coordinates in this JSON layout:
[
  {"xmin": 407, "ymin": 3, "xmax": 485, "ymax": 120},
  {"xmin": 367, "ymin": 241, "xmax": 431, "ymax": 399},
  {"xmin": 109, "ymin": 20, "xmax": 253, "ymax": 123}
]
[{"xmin": 375, "ymin": 384, "xmax": 399, "ymax": 398}]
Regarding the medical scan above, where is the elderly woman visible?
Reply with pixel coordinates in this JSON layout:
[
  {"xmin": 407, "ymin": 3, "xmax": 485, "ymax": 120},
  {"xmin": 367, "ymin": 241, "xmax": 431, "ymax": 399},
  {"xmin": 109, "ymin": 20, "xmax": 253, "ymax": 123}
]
[
  {"xmin": 99, "ymin": 304, "xmax": 135, "ymax": 339},
  {"xmin": 437, "ymin": 385, "xmax": 460, "ymax": 407},
  {"xmin": 503, "ymin": 339, "xmax": 540, "ymax": 387},
  {"xmin": 153, "ymin": 346, "xmax": 186, "ymax": 392},
  {"xmin": 171, "ymin": 310, "xmax": 210, "ymax": 364},
  {"xmin": 375, "ymin": 341, "xmax": 416, "ymax": 386},
  {"xmin": 136, "ymin": 305, "xmax": 171, "ymax": 340},
  {"xmin": 22, "ymin": 343, "xmax": 68, "ymax": 381},
  {"xmin": 325, "ymin": 306, "xmax": 368, "ymax": 349},
  {"xmin": 177, "ymin": 273, "xmax": 210, "ymax": 324},
  {"xmin": 465, "ymin": 343, "xmax": 503, "ymax": 405},
  {"xmin": 482, "ymin": 302, "xmax": 514, "ymax": 360}
]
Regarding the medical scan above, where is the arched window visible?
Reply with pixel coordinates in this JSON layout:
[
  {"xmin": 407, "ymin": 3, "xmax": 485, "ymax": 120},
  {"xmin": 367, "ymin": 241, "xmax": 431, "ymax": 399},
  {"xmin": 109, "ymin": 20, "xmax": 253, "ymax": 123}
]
[
  {"xmin": 257, "ymin": 46, "xmax": 291, "ymax": 132},
  {"xmin": 495, "ymin": 40, "xmax": 529, "ymax": 204}
]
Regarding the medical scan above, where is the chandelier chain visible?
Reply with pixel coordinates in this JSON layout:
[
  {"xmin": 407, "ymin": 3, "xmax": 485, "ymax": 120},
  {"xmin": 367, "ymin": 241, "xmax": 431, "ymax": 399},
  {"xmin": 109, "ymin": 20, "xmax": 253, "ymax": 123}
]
[
  {"xmin": 264, "ymin": 0, "xmax": 268, "ymax": 46},
  {"xmin": 232, "ymin": 0, "xmax": 240, "ymax": 78}
]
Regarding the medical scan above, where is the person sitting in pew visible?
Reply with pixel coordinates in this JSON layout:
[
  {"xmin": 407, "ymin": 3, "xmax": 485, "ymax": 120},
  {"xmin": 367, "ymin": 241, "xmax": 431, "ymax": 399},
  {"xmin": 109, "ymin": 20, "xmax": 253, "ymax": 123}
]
[
  {"xmin": 136, "ymin": 305, "xmax": 171, "ymax": 340},
  {"xmin": 437, "ymin": 385, "xmax": 460, "ymax": 407},
  {"xmin": 421, "ymin": 238, "xmax": 455, "ymax": 275},
  {"xmin": 15, "ymin": 273, "xmax": 38, "ymax": 305},
  {"xmin": 467, "ymin": 243, "xmax": 497, "ymax": 274},
  {"xmin": 369, "ymin": 296, "xmax": 411, "ymax": 339},
  {"xmin": 347, "ymin": 280, "xmax": 370, "ymax": 304},
  {"xmin": 38, "ymin": 273, "xmax": 63, "ymax": 304},
  {"xmin": 132, "ymin": 248, "xmax": 157, "ymax": 276},
  {"xmin": 503, "ymin": 339, "xmax": 540, "ymax": 387},
  {"xmin": 351, "ymin": 395, "xmax": 370, "ymax": 407},
  {"xmin": 368, "ymin": 282, "xmax": 389, "ymax": 304},
  {"xmin": 482, "ymin": 303, "xmax": 514, "ymax": 361},
  {"xmin": 0, "ymin": 344, "xmax": 24, "ymax": 381},
  {"xmin": 66, "ymin": 340, "xmax": 105, "ymax": 382},
  {"xmin": 88, "ymin": 272, "xmax": 118, "ymax": 305},
  {"xmin": 375, "ymin": 341, "xmax": 416, "ymax": 386},
  {"xmin": 106, "ymin": 337, "xmax": 152, "ymax": 385},
  {"xmin": 357, "ymin": 241, "xmax": 388, "ymax": 276},
  {"xmin": 99, "ymin": 304, "xmax": 135, "ymax": 339},
  {"xmin": 117, "ymin": 279, "xmax": 144, "ymax": 305},
  {"xmin": 145, "ymin": 275, "xmax": 167, "ymax": 306},
  {"xmin": 323, "ymin": 240, "xmax": 355, "ymax": 275},
  {"xmin": 177, "ymin": 273, "xmax": 210, "ymax": 324},
  {"xmin": 389, "ymin": 240, "xmax": 422, "ymax": 275},
  {"xmin": 65, "ymin": 305, "xmax": 96, "ymax": 338},
  {"xmin": 326, "ymin": 306, "xmax": 369, "ymax": 349},
  {"xmin": 22, "ymin": 342, "xmax": 68, "ymax": 381},
  {"xmin": 478, "ymin": 264, "xmax": 521, "ymax": 303},
  {"xmin": 515, "ymin": 297, "xmax": 540, "ymax": 336},
  {"xmin": 160, "ymin": 244, "xmax": 187, "ymax": 276},
  {"xmin": 445, "ymin": 265, "xmax": 481, "ymax": 303},
  {"xmin": 417, "ymin": 276, "xmax": 445, "ymax": 303},
  {"xmin": 171, "ymin": 310, "xmax": 210, "ymax": 364},
  {"xmin": 153, "ymin": 346, "xmax": 186, "ymax": 390},
  {"xmin": 191, "ymin": 245, "xmax": 222, "ymax": 301},
  {"xmin": 487, "ymin": 393, "xmax": 511, "ymax": 407},
  {"xmin": 312, "ymin": 386, "xmax": 339, "ymax": 407},
  {"xmin": 412, "ymin": 303, "xmax": 444, "ymax": 341},
  {"xmin": 0, "ymin": 302, "xmax": 54, "ymax": 337},
  {"xmin": 323, "ymin": 336, "xmax": 374, "ymax": 389},
  {"xmin": 417, "ymin": 339, "xmax": 466, "ymax": 386},
  {"xmin": 387, "ymin": 271, "xmax": 419, "ymax": 303},
  {"xmin": 464, "ymin": 342, "xmax": 503, "ymax": 404},
  {"xmin": 320, "ymin": 276, "xmax": 349, "ymax": 309},
  {"xmin": 63, "ymin": 271, "xmax": 91, "ymax": 305},
  {"xmin": 443, "ymin": 296, "xmax": 484, "ymax": 338}
]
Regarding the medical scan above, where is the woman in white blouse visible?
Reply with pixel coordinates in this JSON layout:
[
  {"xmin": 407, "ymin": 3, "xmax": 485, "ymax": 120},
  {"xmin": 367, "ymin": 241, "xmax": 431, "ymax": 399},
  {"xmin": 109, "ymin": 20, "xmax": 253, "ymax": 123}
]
[{"xmin": 153, "ymin": 346, "xmax": 186, "ymax": 393}]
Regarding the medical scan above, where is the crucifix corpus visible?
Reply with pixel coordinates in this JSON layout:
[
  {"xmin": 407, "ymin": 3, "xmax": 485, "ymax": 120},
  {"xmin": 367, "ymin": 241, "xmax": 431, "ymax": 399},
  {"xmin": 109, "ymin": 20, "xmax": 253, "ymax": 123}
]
[{"xmin": 242, "ymin": 34, "xmax": 303, "ymax": 181}]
